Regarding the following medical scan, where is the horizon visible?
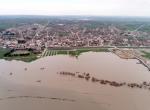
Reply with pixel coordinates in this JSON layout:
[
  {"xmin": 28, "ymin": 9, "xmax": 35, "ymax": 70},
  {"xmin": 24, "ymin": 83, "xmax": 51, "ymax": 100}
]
[{"xmin": 0, "ymin": 15, "xmax": 150, "ymax": 18}]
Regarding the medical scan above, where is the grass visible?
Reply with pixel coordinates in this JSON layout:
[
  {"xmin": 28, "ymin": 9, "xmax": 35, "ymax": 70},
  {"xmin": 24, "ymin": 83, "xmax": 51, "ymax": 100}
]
[
  {"xmin": 4, "ymin": 53, "xmax": 38, "ymax": 62},
  {"xmin": 71, "ymin": 48, "xmax": 109, "ymax": 56},
  {"xmin": 49, "ymin": 48, "xmax": 109, "ymax": 57},
  {"xmin": 57, "ymin": 51, "xmax": 68, "ymax": 55},
  {"xmin": 0, "ymin": 48, "xmax": 38, "ymax": 62},
  {"xmin": 0, "ymin": 48, "xmax": 109, "ymax": 62},
  {"xmin": 141, "ymin": 51, "xmax": 150, "ymax": 59},
  {"xmin": 5, "ymin": 56, "xmax": 37, "ymax": 62},
  {"xmin": 0, "ymin": 48, "xmax": 11, "ymax": 58}
]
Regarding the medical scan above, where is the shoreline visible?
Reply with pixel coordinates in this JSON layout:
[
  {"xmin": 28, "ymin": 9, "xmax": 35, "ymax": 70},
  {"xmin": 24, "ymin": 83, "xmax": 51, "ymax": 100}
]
[{"xmin": 0, "ymin": 47, "xmax": 150, "ymax": 64}]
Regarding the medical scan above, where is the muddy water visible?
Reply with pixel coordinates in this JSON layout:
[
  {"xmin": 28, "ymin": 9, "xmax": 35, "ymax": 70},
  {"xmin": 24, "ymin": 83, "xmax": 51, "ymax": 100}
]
[{"xmin": 0, "ymin": 52, "xmax": 150, "ymax": 110}]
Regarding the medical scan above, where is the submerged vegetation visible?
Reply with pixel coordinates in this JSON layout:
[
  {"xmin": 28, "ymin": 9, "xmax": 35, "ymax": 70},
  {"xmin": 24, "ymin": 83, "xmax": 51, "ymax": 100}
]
[{"xmin": 57, "ymin": 71, "xmax": 150, "ymax": 91}]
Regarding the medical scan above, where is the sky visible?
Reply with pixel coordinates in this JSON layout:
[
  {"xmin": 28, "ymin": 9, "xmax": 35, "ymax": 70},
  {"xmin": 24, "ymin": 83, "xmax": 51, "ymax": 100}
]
[{"xmin": 0, "ymin": 0, "xmax": 150, "ymax": 16}]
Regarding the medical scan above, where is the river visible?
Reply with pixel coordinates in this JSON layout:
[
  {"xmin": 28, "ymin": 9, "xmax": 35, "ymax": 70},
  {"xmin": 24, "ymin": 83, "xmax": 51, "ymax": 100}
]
[{"xmin": 0, "ymin": 52, "xmax": 149, "ymax": 110}]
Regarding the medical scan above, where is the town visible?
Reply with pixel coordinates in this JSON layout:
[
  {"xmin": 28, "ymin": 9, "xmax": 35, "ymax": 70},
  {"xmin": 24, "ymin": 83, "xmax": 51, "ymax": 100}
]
[
  {"xmin": 0, "ymin": 18, "xmax": 150, "ymax": 63},
  {"xmin": 0, "ymin": 19, "xmax": 150, "ymax": 51}
]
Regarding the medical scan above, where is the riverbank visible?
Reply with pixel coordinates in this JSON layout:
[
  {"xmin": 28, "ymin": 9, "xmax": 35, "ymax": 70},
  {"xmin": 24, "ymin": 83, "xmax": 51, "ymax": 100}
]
[
  {"xmin": 111, "ymin": 48, "xmax": 135, "ymax": 59},
  {"xmin": 1, "ymin": 47, "xmax": 150, "ymax": 62},
  {"xmin": 40, "ymin": 48, "xmax": 109, "ymax": 58},
  {"xmin": 0, "ymin": 48, "xmax": 110, "ymax": 62},
  {"xmin": 0, "ymin": 48, "xmax": 38, "ymax": 62}
]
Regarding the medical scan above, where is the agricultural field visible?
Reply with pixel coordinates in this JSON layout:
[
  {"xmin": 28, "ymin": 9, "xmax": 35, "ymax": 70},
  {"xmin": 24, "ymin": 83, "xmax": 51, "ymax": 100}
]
[
  {"xmin": 41, "ymin": 49, "xmax": 58, "ymax": 57},
  {"xmin": 41, "ymin": 48, "xmax": 109, "ymax": 58}
]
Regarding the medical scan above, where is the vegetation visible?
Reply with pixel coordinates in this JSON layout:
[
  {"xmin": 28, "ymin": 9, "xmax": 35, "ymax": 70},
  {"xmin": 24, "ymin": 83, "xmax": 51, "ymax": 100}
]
[
  {"xmin": 0, "ymin": 48, "xmax": 38, "ymax": 62},
  {"xmin": 0, "ymin": 47, "xmax": 109, "ymax": 62},
  {"xmin": 141, "ymin": 51, "xmax": 150, "ymax": 59},
  {"xmin": 42, "ymin": 48, "xmax": 109, "ymax": 57},
  {"xmin": 5, "ymin": 56, "xmax": 37, "ymax": 62},
  {"xmin": 4, "ymin": 52, "xmax": 38, "ymax": 62},
  {"xmin": 68, "ymin": 48, "xmax": 109, "ymax": 56},
  {"xmin": 57, "ymin": 51, "xmax": 68, "ymax": 55},
  {"xmin": 0, "ymin": 48, "xmax": 11, "ymax": 58}
]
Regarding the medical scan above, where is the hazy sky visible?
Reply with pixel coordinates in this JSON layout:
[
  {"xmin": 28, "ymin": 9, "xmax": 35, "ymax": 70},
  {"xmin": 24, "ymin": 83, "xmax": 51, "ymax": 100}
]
[{"xmin": 0, "ymin": 0, "xmax": 150, "ymax": 16}]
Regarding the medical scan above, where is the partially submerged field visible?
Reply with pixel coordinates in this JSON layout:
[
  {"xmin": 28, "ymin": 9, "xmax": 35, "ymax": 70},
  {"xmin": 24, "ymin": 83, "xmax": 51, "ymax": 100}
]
[
  {"xmin": 41, "ymin": 48, "xmax": 109, "ymax": 58},
  {"xmin": 1, "ymin": 47, "xmax": 150, "ymax": 63},
  {"xmin": 0, "ymin": 48, "xmax": 109, "ymax": 62}
]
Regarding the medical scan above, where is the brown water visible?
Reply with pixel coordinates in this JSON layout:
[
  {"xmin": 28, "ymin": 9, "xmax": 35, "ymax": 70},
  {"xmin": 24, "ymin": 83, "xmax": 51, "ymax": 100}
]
[{"xmin": 0, "ymin": 52, "xmax": 150, "ymax": 110}]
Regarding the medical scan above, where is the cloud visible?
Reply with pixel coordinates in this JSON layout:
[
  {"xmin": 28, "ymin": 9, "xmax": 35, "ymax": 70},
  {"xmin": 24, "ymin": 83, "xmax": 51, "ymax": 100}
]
[{"xmin": 0, "ymin": 0, "xmax": 149, "ymax": 16}]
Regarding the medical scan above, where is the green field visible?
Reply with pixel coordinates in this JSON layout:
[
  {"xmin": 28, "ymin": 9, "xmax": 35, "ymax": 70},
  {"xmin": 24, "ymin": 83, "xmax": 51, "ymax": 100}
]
[
  {"xmin": 41, "ymin": 50, "xmax": 58, "ymax": 57},
  {"xmin": 0, "ymin": 48, "xmax": 11, "ymax": 58},
  {"xmin": 141, "ymin": 51, "xmax": 150, "ymax": 59},
  {"xmin": 0, "ymin": 48, "xmax": 109, "ymax": 62},
  {"xmin": 41, "ymin": 48, "xmax": 109, "ymax": 57},
  {"xmin": 5, "ymin": 53, "xmax": 38, "ymax": 62},
  {"xmin": 0, "ymin": 48, "xmax": 38, "ymax": 62}
]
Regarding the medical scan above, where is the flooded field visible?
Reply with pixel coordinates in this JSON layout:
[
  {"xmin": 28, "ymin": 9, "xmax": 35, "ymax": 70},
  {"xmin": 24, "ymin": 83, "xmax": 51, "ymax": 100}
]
[{"xmin": 0, "ymin": 52, "xmax": 150, "ymax": 110}]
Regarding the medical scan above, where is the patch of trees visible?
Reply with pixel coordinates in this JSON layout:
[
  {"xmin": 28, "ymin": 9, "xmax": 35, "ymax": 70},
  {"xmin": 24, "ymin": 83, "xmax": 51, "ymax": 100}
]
[{"xmin": 4, "ymin": 49, "xmax": 30, "ymax": 57}]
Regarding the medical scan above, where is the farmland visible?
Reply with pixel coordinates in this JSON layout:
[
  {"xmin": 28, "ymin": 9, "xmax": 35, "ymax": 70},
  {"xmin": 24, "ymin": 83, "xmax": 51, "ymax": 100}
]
[{"xmin": 40, "ymin": 48, "xmax": 109, "ymax": 57}]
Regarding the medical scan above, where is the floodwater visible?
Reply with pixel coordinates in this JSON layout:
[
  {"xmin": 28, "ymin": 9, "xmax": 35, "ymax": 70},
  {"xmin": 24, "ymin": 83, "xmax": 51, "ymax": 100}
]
[{"xmin": 0, "ymin": 52, "xmax": 150, "ymax": 110}]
